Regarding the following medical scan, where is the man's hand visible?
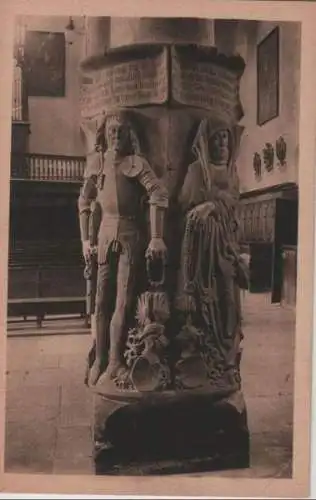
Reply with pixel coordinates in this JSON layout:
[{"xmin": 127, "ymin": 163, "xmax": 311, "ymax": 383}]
[
  {"xmin": 82, "ymin": 240, "xmax": 91, "ymax": 261},
  {"xmin": 146, "ymin": 238, "xmax": 167, "ymax": 261},
  {"xmin": 89, "ymin": 245, "xmax": 98, "ymax": 256}
]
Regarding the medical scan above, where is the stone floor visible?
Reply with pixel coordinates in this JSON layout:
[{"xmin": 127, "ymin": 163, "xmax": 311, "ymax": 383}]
[{"xmin": 4, "ymin": 292, "xmax": 295, "ymax": 477}]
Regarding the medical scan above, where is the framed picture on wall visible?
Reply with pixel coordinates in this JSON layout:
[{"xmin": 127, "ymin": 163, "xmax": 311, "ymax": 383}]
[
  {"xmin": 24, "ymin": 31, "xmax": 66, "ymax": 97},
  {"xmin": 257, "ymin": 26, "xmax": 280, "ymax": 126}
]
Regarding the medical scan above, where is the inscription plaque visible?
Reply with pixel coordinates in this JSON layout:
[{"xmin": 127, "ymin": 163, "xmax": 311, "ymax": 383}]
[
  {"xmin": 80, "ymin": 48, "xmax": 168, "ymax": 119},
  {"xmin": 171, "ymin": 47, "xmax": 243, "ymax": 122}
]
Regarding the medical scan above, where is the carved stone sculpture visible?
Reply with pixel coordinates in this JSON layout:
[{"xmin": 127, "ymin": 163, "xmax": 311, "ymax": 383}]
[
  {"xmin": 78, "ymin": 122, "xmax": 102, "ymax": 384},
  {"xmin": 78, "ymin": 17, "xmax": 250, "ymax": 474},
  {"xmin": 173, "ymin": 120, "xmax": 248, "ymax": 392},
  {"xmin": 78, "ymin": 111, "xmax": 168, "ymax": 387}
]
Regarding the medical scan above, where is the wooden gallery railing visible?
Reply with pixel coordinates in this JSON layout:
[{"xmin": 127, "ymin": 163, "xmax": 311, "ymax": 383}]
[{"xmin": 11, "ymin": 153, "xmax": 86, "ymax": 182}]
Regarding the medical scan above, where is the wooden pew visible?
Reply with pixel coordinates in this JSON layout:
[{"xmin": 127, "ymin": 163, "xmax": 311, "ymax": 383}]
[{"xmin": 7, "ymin": 296, "xmax": 87, "ymax": 327}]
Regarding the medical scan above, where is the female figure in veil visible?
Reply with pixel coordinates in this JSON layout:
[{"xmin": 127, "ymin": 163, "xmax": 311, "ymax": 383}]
[{"xmin": 174, "ymin": 117, "xmax": 248, "ymax": 391}]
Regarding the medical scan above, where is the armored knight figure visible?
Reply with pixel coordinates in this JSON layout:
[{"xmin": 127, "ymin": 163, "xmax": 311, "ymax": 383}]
[
  {"xmin": 174, "ymin": 118, "xmax": 249, "ymax": 391},
  {"xmin": 78, "ymin": 130, "xmax": 103, "ymax": 385},
  {"xmin": 78, "ymin": 111, "xmax": 168, "ymax": 386}
]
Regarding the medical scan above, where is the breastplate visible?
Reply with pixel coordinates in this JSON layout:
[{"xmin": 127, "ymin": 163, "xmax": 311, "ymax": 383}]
[
  {"xmin": 97, "ymin": 158, "xmax": 141, "ymax": 218},
  {"xmin": 96, "ymin": 156, "xmax": 145, "ymax": 262}
]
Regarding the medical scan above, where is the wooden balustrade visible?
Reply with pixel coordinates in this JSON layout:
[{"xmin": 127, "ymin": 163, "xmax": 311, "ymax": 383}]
[{"xmin": 11, "ymin": 152, "xmax": 86, "ymax": 182}]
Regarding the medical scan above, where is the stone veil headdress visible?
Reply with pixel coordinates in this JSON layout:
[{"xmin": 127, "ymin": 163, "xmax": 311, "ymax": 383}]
[{"xmin": 191, "ymin": 117, "xmax": 245, "ymax": 195}]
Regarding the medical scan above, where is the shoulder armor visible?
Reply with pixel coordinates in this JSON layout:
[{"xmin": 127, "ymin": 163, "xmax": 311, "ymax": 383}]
[
  {"xmin": 120, "ymin": 155, "xmax": 147, "ymax": 178},
  {"xmin": 81, "ymin": 175, "xmax": 97, "ymax": 201},
  {"xmin": 84, "ymin": 152, "xmax": 102, "ymax": 179}
]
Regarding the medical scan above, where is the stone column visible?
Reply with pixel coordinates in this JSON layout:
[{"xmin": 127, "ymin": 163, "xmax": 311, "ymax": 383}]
[
  {"xmin": 85, "ymin": 16, "xmax": 111, "ymax": 57},
  {"xmin": 78, "ymin": 17, "xmax": 250, "ymax": 475},
  {"xmin": 110, "ymin": 17, "xmax": 215, "ymax": 47}
]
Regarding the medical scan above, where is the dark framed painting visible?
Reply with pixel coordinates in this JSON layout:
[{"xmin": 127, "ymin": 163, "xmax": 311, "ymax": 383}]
[
  {"xmin": 257, "ymin": 27, "xmax": 279, "ymax": 126},
  {"xmin": 24, "ymin": 31, "xmax": 66, "ymax": 97}
]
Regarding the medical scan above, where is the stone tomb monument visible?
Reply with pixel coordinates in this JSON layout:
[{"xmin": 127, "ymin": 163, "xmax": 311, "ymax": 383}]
[{"xmin": 78, "ymin": 17, "xmax": 250, "ymax": 474}]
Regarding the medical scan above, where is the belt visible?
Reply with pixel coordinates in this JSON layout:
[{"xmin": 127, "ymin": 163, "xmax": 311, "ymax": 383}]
[
  {"xmin": 99, "ymin": 216, "xmax": 140, "ymax": 236},
  {"xmin": 101, "ymin": 215, "xmax": 137, "ymax": 220}
]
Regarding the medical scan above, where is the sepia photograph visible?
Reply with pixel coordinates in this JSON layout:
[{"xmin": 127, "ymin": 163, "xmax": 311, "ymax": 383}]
[{"xmin": 1, "ymin": 2, "xmax": 315, "ymax": 497}]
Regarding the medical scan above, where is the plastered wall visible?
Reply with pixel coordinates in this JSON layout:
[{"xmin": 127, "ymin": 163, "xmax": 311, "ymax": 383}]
[
  {"xmin": 236, "ymin": 21, "xmax": 301, "ymax": 193},
  {"xmin": 17, "ymin": 16, "xmax": 301, "ymax": 186},
  {"xmin": 19, "ymin": 15, "xmax": 85, "ymax": 156}
]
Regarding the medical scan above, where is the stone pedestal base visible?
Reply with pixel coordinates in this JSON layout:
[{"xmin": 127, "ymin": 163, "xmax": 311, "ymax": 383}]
[{"xmin": 93, "ymin": 390, "xmax": 250, "ymax": 475}]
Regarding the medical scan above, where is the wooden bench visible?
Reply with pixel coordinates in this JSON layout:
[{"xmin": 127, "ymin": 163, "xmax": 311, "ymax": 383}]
[{"xmin": 7, "ymin": 296, "xmax": 87, "ymax": 328}]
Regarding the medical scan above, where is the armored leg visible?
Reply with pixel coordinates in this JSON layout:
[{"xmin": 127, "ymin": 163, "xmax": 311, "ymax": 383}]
[
  {"xmin": 84, "ymin": 260, "xmax": 98, "ymax": 385},
  {"xmin": 90, "ymin": 257, "xmax": 98, "ymax": 345},
  {"xmin": 106, "ymin": 250, "xmax": 138, "ymax": 378},
  {"xmin": 89, "ymin": 263, "xmax": 112, "ymax": 386}
]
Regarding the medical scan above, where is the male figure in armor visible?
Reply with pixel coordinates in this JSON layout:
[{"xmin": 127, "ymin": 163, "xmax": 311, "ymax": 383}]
[
  {"xmin": 78, "ymin": 111, "xmax": 168, "ymax": 386},
  {"xmin": 78, "ymin": 129, "xmax": 103, "ymax": 385}
]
